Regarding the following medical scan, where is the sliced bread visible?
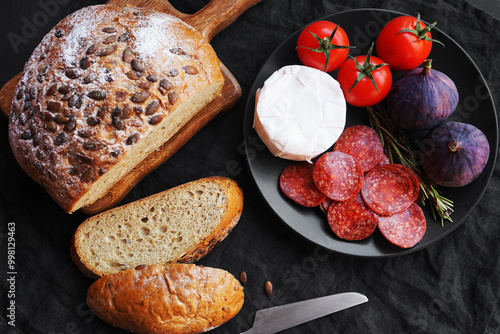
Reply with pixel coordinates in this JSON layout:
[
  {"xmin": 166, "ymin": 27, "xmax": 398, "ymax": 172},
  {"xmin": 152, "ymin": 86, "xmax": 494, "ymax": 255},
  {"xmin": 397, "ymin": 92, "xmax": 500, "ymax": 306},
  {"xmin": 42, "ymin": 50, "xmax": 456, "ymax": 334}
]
[
  {"xmin": 71, "ymin": 176, "xmax": 243, "ymax": 278},
  {"xmin": 86, "ymin": 263, "xmax": 244, "ymax": 334}
]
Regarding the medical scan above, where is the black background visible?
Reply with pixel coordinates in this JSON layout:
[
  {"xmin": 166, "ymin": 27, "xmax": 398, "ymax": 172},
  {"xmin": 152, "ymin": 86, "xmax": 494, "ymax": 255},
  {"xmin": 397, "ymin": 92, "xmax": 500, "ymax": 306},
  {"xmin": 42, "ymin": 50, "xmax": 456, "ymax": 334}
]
[{"xmin": 1, "ymin": 0, "xmax": 499, "ymax": 333}]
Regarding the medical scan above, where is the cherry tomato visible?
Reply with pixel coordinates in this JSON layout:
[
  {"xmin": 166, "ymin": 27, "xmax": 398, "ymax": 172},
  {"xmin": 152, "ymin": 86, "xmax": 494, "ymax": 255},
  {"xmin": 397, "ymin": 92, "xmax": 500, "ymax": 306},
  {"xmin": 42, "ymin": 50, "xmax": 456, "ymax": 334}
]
[
  {"xmin": 296, "ymin": 21, "xmax": 353, "ymax": 72},
  {"xmin": 376, "ymin": 13, "xmax": 443, "ymax": 71},
  {"xmin": 337, "ymin": 48, "xmax": 392, "ymax": 107}
]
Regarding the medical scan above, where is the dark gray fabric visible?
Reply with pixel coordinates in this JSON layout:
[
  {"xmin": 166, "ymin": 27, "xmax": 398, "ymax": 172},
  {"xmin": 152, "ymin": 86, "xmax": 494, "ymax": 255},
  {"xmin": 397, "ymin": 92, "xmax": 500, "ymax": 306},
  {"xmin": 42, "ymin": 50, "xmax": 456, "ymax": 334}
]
[{"xmin": 0, "ymin": 0, "xmax": 499, "ymax": 333}]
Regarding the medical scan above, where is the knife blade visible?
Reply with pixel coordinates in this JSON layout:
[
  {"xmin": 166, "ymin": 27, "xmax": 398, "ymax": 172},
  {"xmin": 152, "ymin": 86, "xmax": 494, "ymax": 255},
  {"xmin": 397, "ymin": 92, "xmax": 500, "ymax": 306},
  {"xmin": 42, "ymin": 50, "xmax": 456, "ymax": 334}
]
[{"xmin": 240, "ymin": 292, "xmax": 368, "ymax": 334}]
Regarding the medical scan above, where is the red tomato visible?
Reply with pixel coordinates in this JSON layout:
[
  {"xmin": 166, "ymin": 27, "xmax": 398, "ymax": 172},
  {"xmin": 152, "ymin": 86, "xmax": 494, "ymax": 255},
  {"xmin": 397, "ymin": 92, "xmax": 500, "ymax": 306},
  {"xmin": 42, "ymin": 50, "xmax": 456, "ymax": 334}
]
[
  {"xmin": 376, "ymin": 14, "xmax": 442, "ymax": 71},
  {"xmin": 296, "ymin": 21, "xmax": 352, "ymax": 72},
  {"xmin": 337, "ymin": 53, "xmax": 392, "ymax": 107}
]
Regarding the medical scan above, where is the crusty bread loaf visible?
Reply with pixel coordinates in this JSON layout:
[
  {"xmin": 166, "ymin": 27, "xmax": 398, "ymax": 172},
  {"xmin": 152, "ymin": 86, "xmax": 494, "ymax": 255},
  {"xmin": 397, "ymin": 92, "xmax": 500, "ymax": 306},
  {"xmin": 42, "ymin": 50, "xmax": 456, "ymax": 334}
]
[
  {"xmin": 71, "ymin": 176, "xmax": 243, "ymax": 279},
  {"xmin": 8, "ymin": 5, "xmax": 224, "ymax": 213},
  {"xmin": 86, "ymin": 263, "xmax": 244, "ymax": 334}
]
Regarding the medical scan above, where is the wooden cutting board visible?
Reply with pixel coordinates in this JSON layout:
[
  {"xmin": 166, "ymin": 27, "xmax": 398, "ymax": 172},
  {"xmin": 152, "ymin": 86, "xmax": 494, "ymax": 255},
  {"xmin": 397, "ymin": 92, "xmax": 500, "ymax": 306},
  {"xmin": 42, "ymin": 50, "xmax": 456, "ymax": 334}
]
[{"xmin": 0, "ymin": 0, "xmax": 260, "ymax": 215}]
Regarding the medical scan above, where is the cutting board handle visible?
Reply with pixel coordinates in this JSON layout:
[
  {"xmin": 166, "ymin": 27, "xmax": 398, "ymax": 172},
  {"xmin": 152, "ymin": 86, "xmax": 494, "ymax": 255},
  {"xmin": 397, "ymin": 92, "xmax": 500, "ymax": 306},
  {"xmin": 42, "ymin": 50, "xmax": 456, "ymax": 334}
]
[
  {"xmin": 183, "ymin": 0, "xmax": 261, "ymax": 41},
  {"xmin": 108, "ymin": 0, "xmax": 261, "ymax": 42}
]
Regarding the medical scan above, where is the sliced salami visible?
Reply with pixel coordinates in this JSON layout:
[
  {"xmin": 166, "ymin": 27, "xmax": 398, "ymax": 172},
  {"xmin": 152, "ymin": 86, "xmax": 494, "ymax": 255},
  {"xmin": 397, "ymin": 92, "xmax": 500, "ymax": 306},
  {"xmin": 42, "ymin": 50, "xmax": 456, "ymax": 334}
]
[
  {"xmin": 375, "ymin": 153, "xmax": 390, "ymax": 168},
  {"xmin": 333, "ymin": 125, "xmax": 384, "ymax": 172},
  {"xmin": 390, "ymin": 164, "xmax": 420, "ymax": 203},
  {"xmin": 378, "ymin": 203, "xmax": 426, "ymax": 248},
  {"xmin": 319, "ymin": 197, "xmax": 337, "ymax": 214},
  {"xmin": 361, "ymin": 164, "xmax": 415, "ymax": 216},
  {"xmin": 312, "ymin": 151, "xmax": 364, "ymax": 201},
  {"xmin": 327, "ymin": 193, "xmax": 379, "ymax": 241},
  {"xmin": 280, "ymin": 162, "xmax": 326, "ymax": 207}
]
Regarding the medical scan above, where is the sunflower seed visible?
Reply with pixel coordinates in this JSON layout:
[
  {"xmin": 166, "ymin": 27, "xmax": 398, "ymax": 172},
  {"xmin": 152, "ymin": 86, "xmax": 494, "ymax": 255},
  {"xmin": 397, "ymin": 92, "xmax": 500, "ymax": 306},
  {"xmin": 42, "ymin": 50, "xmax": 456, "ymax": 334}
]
[
  {"xmin": 148, "ymin": 114, "xmax": 163, "ymax": 125},
  {"xmin": 145, "ymin": 100, "xmax": 160, "ymax": 115},
  {"xmin": 103, "ymin": 35, "xmax": 117, "ymax": 44},
  {"xmin": 169, "ymin": 47, "xmax": 185, "ymax": 55},
  {"xmin": 146, "ymin": 74, "xmax": 158, "ymax": 82},
  {"xmin": 131, "ymin": 91, "xmax": 149, "ymax": 103},
  {"xmin": 239, "ymin": 271, "xmax": 247, "ymax": 284},
  {"xmin": 183, "ymin": 66, "xmax": 198, "ymax": 75},
  {"xmin": 46, "ymin": 84, "xmax": 58, "ymax": 96},
  {"xmin": 47, "ymin": 101, "xmax": 61, "ymax": 113},
  {"xmin": 82, "ymin": 73, "xmax": 96, "ymax": 84},
  {"xmin": 102, "ymin": 27, "xmax": 117, "ymax": 34},
  {"xmin": 115, "ymin": 90, "xmax": 128, "ymax": 102},
  {"xmin": 99, "ymin": 44, "xmax": 118, "ymax": 56},
  {"xmin": 117, "ymin": 32, "xmax": 129, "ymax": 42},
  {"xmin": 126, "ymin": 132, "xmax": 140, "ymax": 145},
  {"xmin": 265, "ymin": 281, "xmax": 273, "ymax": 296},
  {"xmin": 54, "ymin": 132, "xmax": 66, "ymax": 146},
  {"xmin": 86, "ymin": 44, "xmax": 98, "ymax": 55},
  {"xmin": 126, "ymin": 71, "xmax": 142, "ymax": 80},
  {"xmin": 65, "ymin": 69, "xmax": 80, "ymax": 79},
  {"xmin": 80, "ymin": 168, "xmax": 95, "ymax": 183},
  {"xmin": 168, "ymin": 69, "xmax": 179, "ymax": 77},
  {"xmin": 122, "ymin": 47, "xmax": 134, "ymax": 63},
  {"xmin": 80, "ymin": 56, "xmax": 91, "ymax": 70},
  {"xmin": 58, "ymin": 85, "xmax": 72, "ymax": 95},
  {"xmin": 88, "ymin": 90, "xmax": 107, "ymax": 101},
  {"xmin": 131, "ymin": 59, "xmax": 145, "ymax": 72},
  {"xmin": 168, "ymin": 91, "xmax": 177, "ymax": 105}
]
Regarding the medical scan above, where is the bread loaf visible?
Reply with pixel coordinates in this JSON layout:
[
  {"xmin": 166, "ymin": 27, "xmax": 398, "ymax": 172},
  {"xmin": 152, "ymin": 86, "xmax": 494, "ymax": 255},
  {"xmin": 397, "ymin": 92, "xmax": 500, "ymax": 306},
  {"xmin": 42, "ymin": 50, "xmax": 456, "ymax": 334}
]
[
  {"xmin": 71, "ymin": 176, "xmax": 243, "ymax": 278},
  {"xmin": 8, "ymin": 5, "xmax": 224, "ymax": 213},
  {"xmin": 86, "ymin": 263, "xmax": 244, "ymax": 334}
]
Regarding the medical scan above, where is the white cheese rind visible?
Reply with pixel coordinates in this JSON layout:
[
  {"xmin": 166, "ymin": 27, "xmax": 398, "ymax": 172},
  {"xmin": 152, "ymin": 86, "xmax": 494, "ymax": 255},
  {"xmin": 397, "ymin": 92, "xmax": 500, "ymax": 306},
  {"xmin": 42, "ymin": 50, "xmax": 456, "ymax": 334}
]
[{"xmin": 253, "ymin": 65, "xmax": 346, "ymax": 162}]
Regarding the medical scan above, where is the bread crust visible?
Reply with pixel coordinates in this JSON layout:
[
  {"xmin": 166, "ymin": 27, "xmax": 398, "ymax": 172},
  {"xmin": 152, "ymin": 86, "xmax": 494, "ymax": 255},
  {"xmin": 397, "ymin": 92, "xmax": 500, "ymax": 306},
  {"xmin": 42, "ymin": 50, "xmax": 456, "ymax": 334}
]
[
  {"xmin": 86, "ymin": 263, "xmax": 244, "ymax": 334},
  {"xmin": 70, "ymin": 176, "xmax": 243, "ymax": 279},
  {"xmin": 8, "ymin": 5, "xmax": 224, "ymax": 213},
  {"xmin": 177, "ymin": 176, "xmax": 244, "ymax": 263}
]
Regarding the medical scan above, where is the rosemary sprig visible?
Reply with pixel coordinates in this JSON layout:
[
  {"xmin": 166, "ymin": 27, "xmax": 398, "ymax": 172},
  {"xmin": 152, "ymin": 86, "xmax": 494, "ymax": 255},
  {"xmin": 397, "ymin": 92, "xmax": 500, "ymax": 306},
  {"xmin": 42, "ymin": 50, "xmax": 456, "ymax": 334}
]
[{"xmin": 366, "ymin": 105, "xmax": 454, "ymax": 225}]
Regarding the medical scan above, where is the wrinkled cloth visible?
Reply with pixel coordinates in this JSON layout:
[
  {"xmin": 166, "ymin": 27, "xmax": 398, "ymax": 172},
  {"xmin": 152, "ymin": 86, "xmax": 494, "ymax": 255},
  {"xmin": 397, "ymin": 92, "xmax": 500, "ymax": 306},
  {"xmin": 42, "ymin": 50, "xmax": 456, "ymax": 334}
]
[{"xmin": 0, "ymin": 0, "xmax": 499, "ymax": 333}]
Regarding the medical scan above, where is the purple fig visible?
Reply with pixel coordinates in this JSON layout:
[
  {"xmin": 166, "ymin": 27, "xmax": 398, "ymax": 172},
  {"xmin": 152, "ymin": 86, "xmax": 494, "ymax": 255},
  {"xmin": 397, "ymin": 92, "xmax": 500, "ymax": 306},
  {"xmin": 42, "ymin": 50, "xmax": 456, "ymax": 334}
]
[
  {"xmin": 419, "ymin": 121, "xmax": 490, "ymax": 187},
  {"xmin": 387, "ymin": 59, "xmax": 458, "ymax": 130}
]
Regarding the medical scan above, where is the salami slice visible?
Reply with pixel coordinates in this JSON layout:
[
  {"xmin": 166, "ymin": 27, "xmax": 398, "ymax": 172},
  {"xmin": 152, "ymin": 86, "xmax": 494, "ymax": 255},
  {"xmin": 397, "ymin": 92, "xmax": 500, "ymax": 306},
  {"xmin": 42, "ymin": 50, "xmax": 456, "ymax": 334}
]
[
  {"xmin": 375, "ymin": 153, "xmax": 390, "ymax": 168},
  {"xmin": 390, "ymin": 164, "xmax": 420, "ymax": 203},
  {"xmin": 319, "ymin": 197, "xmax": 337, "ymax": 214},
  {"xmin": 333, "ymin": 125, "xmax": 384, "ymax": 172},
  {"xmin": 361, "ymin": 164, "xmax": 415, "ymax": 216},
  {"xmin": 327, "ymin": 193, "xmax": 379, "ymax": 240},
  {"xmin": 280, "ymin": 162, "xmax": 326, "ymax": 207},
  {"xmin": 312, "ymin": 151, "xmax": 363, "ymax": 201},
  {"xmin": 378, "ymin": 203, "xmax": 426, "ymax": 248}
]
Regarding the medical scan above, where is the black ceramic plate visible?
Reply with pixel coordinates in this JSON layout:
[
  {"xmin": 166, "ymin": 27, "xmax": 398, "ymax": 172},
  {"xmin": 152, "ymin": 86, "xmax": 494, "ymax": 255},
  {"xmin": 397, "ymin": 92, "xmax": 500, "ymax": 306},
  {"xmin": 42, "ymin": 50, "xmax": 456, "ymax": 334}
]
[{"xmin": 243, "ymin": 8, "xmax": 498, "ymax": 257}]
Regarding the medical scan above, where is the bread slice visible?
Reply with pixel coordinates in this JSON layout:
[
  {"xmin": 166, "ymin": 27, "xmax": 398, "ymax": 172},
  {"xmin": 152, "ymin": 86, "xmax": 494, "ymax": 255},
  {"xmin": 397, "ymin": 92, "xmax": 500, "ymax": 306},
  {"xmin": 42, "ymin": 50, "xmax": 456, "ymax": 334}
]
[
  {"xmin": 86, "ymin": 263, "xmax": 244, "ymax": 334},
  {"xmin": 71, "ymin": 176, "xmax": 243, "ymax": 278}
]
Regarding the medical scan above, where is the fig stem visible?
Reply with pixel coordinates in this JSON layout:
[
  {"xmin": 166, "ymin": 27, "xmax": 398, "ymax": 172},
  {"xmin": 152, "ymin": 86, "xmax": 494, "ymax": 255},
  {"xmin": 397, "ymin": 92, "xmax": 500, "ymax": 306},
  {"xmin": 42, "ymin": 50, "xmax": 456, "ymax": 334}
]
[
  {"xmin": 422, "ymin": 59, "xmax": 432, "ymax": 76},
  {"xmin": 448, "ymin": 142, "xmax": 459, "ymax": 152}
]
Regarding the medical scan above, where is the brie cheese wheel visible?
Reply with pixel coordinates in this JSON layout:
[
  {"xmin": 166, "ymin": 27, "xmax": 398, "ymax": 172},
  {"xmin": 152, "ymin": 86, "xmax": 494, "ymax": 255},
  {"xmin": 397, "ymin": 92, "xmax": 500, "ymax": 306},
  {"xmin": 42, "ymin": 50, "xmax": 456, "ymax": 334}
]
[{"xmin": 253, "ymin": 65, "xmax": 346, "ymax": 162}]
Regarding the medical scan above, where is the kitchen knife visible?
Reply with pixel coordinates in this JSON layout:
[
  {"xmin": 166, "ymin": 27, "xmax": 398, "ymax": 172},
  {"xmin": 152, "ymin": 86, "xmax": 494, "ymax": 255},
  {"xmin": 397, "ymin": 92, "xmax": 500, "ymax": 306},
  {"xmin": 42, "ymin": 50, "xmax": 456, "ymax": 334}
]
[{"xmin": 240, "ymin": 292, "xmax": 368, "ymax": 334}]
